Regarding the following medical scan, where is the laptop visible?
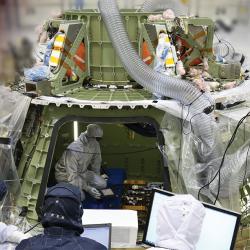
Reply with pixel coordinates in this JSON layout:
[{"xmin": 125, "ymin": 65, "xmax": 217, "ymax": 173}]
[
  {"xmin": 81, "ymin": 223, "xmax": 112, "ymax": 250},
  {"xmin": 143, "ymin": 189, "xmax": 241, "ymax": 250}
]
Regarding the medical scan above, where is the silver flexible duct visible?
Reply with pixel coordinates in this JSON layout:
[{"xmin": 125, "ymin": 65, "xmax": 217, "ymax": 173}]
[
  {"xmin": 140, "ymin": 0, "xmax": 188, "ymax": 15},
  {"xmin": 138, "ymin": 1, "xmax": 249, "ymax": 201},
  {"xmin": 98, "ymin": 0, "xmax": 212, "ymax": 110},
  {"xmin": 208, "ymin": 140, "xmax": 250, "ymax": 198},
  {"xmin": 98, "ymin": 0, "xmax": 216, "ymax": 161}
]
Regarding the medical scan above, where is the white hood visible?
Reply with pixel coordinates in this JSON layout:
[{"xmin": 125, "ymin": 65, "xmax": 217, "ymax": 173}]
[{"xmin": 151, "ymin": 194, "xmax": 205, "ymax": 250}]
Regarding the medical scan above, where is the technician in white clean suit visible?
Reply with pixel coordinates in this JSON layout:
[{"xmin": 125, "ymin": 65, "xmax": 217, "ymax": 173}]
[
  {"xmin": 0, "ymin": 180, "xmax": 31, "ymax": 250},
  {"xmin": 55, "ymin": 124, "xmax": 107, "ymax": 200},
  {"xmin": 149, "ymin": 195, "xmax": 205, "ymax": 250}
]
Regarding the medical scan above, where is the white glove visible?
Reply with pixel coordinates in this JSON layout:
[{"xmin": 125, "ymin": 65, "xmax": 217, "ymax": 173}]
[
  {"xmin": 0, "ymin": 223, "xmax": 32, "ymax": 244},
  {"xmin": 87, "ymin": 187, "xmax": 101, "ymax": 199},
  {"xmin": 101, "ymin": 174, "xmax": 109, "ymax": 180},
  {"xmin": 7, "ymin": 231, "xmax": 31, "ymax": 244}
]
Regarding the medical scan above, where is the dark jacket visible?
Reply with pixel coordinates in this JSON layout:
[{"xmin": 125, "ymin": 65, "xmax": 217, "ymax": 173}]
[
  {"xmin": 16, "ymin": 183, "xmax": 107, "ymax": 250},
  {"xmin": 16, "ymin": 227, "xmax": 107, "ymax": 250}
]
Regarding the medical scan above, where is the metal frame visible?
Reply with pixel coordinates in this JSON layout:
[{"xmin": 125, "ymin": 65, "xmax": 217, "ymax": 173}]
[{"xmin": 36, "ymin": 115, "xmax": 171, "ymax": 216}]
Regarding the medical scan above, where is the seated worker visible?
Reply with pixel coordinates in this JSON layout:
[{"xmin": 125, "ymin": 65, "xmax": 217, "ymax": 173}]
[
  {"xmin": 148, "ymin": 194, "xmax": 205, "ymax": 250},
  {"xmin": 16, "ymin": 183, "xmax": 107, "ymax": 250},
  {"xmin": 0, "ymin": 180, "xmax": 30, "ymax": 250},
  {"xmin": 55, "ymin": 124, "xmax": 107, "ymax": 200}
]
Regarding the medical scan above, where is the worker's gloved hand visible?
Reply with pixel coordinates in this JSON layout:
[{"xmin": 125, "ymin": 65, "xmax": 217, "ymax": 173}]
[
  {"xmin": 86, "ymin": 187, "xmax": 101, "ymax": 199},
  {"xmin": 1, "ymin": 223, "xmax": 32, "ymax": 244},
  {"xmin": 8, "ymin": 231, "xmax": 32, "ymax": 243},
  {"xmin": 101, "ymin": 174, "xmax": 109, "ymax": 180}
]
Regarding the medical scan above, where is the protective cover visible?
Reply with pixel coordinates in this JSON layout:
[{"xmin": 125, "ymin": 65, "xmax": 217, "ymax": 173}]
[
  {"xmin": 160, "ymin": 107, "xmax": 250, "ymax": 212},
  {"xmin": 24, "ymin": 65, "xmax": 50, "ymax": 82},
  {"xmin": 0, "ymin": 86, "xmax": 31, "ymax": 224}
]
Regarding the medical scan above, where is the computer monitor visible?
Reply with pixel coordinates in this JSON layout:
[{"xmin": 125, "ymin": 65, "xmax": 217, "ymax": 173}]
[
  {"xmin": 81, "ymin": 223, "xmax": 111, "ymax": 250},
  {"xmin": 143, "ymin": 189, "xmax": 241, "ymax": 250}
]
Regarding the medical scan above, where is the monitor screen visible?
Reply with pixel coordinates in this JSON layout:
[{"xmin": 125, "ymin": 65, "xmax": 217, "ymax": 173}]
[
  {"xmin": 143, "ymin": 189, "xmax": 241, "ymax": 250},
  {"xmin": 81, "ymin": 223, "xmax": 111, "ymax": 250}
]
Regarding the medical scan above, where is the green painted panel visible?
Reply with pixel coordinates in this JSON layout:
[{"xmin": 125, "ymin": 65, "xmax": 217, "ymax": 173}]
[
  {"xmin": 61, "ymin": 10, "xmax": 151, "ymax": 84},
  {"xmin": 66, "ymin": 88, "xmax": 152, "ymax": 101},
  {"xmin": 90, "ymin": 43, "xmax": 102, "ymax": 66}
]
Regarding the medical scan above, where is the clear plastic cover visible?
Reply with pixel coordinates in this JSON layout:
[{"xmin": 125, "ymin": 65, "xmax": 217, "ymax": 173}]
[
  {"xmin": 0, "ymin": 86, "xmax": 31, "ymax": 147},
  {"xmin": 0, "ymin": 86, "xmax": 30, "ymax": 224},
  {"xmin": 160, "ymin": 110, "xmax": 250, "ymax": 212}
]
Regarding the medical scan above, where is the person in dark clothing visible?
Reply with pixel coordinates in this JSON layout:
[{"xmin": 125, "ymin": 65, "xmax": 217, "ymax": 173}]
[{"xmin": 16, "ymin": 183, "xmax": 107, "ymax": 250}]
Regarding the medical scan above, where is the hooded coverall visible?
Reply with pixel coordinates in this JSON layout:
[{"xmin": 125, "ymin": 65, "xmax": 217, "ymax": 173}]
[{"xmin": 55, "ymin": 131, "xmax": 106, "ymax": 199}]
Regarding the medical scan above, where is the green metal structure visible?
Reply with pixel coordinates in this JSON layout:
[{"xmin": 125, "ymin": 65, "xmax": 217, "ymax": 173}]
[
  {"xmin": 29, "ymin": 10, "xmax": 242, "ymax": 97},
  {"xmin": 14, "ymin": 9, "xmax": 243, "ymax": 222},
  {"xmin": 17, "ymin": 102, "xmax": 170, "ymax": 221}
]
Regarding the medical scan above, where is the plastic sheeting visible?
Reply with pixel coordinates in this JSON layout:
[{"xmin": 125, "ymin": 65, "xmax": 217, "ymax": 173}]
[
  {"xmin": 0, "ymin": 86, "xmax": 31, "ymax": 224},
  {"xmin": 0, "ymin": 86, "xmax": 31, "ymax": 147},
  {"xmin": 24, "ymin": 65, "xmax": 50, "ymax": 82},
  {"xmin": 160, "ymin": 109, "xmax": 250, "ymax": 211}
]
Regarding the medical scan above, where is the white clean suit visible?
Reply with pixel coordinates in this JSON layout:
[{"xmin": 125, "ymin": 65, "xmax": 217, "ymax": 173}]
[
  {"xmin": 148, "ymin": 195, "xmax": 205, "ymax": 250},
  {"xmin": 0, "ymin": 222, "xmax": 30, "ymax": 250},
  {"xmin": 55, "ymin": 126, "xmax": 107, "ymax": 199}
]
